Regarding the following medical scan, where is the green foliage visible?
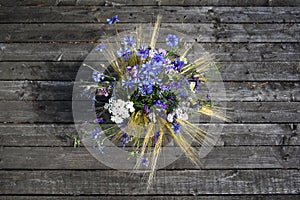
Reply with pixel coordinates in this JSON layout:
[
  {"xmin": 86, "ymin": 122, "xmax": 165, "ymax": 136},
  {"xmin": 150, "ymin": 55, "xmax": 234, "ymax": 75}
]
[
  {"xmin": 130, "ymin": 84, "xmax": 179, "ymax": 113},
  {"xmin": 67, "ymin": 133, "xmax": 81, "ymax": 148}
]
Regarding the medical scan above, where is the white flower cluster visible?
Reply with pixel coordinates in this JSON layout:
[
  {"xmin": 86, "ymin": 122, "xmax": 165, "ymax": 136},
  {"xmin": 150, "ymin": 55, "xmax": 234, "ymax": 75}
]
[
  {"xmin": 167, "ymin": 108, "xmax": 188, "ymax": 122},
  {"xmin": 104, "ymin": 98, "xmax": 135, "ymax": 124}
]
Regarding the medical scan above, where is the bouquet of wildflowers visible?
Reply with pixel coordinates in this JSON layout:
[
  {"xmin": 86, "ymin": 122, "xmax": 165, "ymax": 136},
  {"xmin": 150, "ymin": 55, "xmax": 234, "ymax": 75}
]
[{"xmin": 73, "ymin": 15, "xmax": 229, "ymax": 188}]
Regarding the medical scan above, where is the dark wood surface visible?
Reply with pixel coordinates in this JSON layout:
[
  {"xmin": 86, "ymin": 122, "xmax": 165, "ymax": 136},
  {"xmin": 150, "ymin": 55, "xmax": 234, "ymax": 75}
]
[{"xmin": 0, "ymin": 0, "xmax": 299, "ymax": 199}]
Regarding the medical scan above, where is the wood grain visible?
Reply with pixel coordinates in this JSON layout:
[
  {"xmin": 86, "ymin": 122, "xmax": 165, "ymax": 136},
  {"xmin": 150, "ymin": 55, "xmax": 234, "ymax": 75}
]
[
  {"xmin": 0, "ymin": 81, "xmax": 298, "ymax": 101},
  {"xmin": 0, "ymin": 170, "xmax": 299, "ymax": 194},
  {"xmin": 1, "ymin": 0, "xmax": 300, "ymax": 6},
  {"xmin": 1, "ymin": 146, "xmax": 299, "ymax": 169},
  {"xmin": 0, "ymin": 62, "xmax": 299, "ymax": 81},
  {"xmin": 0, "ymin": 43, "xmax": 299, "ymax": 62},
  {"xmin": 0, "ymin": 123, "xmax": 298, "ymax": 147},
  {"xmin": 0, "ymin": 195, "xmax": 299, "ymax": 200},
  {"xmin": 0, "ymin": 23, "xmax": 299, "ymax": 43},
  {"xmin": 0, "ymin": 101, "xmax": 299, "ymax": 123},
  {"xmin": 1, "ymin": 6, "xmax": 300, "ymax": 23}
]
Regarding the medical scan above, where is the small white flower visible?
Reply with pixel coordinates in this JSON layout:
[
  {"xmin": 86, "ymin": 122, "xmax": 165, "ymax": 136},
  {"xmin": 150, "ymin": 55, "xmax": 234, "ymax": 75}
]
[
  {"xmin": 104, "ymin": 97, "xmax": 135, "ymax": 124},
  {"xmin": 167, "ymin": 113, "xmax": 174, "ymax": 122},
  {"xmin": 148, "ymin": 112, "xmax": 156, "ymax": 123}
]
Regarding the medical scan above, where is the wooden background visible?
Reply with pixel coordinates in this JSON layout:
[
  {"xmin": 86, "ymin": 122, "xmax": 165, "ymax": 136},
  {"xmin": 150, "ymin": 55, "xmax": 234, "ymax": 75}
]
[{"xmin": 0, "ymin": 0, "xmax": 300, "ymax": 199}]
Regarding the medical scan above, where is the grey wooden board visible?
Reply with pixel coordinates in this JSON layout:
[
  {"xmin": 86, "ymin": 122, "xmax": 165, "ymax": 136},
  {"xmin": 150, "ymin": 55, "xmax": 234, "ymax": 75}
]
[
  {"xmin": 0, "ymin": 43, "xmax": 299, "ymax": 62},
  {"xmin": 0, "ymin": 101, "xmax": 299, "ymax": 123},
  {"xmin": 0, "ymin": 123, "xmax": 298, "ymax": 147},
  {"xmin": 0, "ymin": 23, "xmax": 299, "ymax": 43},
  {"xmin": 1, "ymin": 6, "xmax": 300, "ymax": 23},
  {"xmin": 1, "ymin": 146, "xmax": 299, "ymax": 169},
  {"xmin": 1, "ymin": 196, "xmax": 299, "ymax": 200},
  {"xmin": 1, "ymin": 0, "xmax": 300, "ymax": 6},
  {"xmin": 0, "ymin": 170, "xmax": 299, "ymax": 194},
  {"xmin": 0, "ymin": 62, "xmax": 299, "ymax": 81},
  {"xmin": 0, "ymin": 81, "xmax": 299, "ymax": 101}
]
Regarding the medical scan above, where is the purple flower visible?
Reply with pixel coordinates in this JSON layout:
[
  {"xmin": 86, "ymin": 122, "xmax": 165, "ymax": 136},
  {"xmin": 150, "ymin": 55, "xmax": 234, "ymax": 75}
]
[
  {"xmin": 143, "ymin": 104, "xmax": 150, "ymax": 114},
  {"xmin": 89, "ymin": 128, "xmax": 101, "ymax": 139},
  {"xmin": 117, "ymin": 47, "xmax": 132, "ymax": 60},
  {"xmin": 140, "ymin": 62, "xmax": 161, "ymax": 76},
  {"xmin": 191, "ymin": 77, "xmax": 200, "ymax": 92},
  {"xmin": 166, "ymin": 34, "xmax": 178, "ymax": 47},
  {"xmin": 141, "ymin": 157, "xmax": 149, "ymax": 166},
  {"xmin": 93, "ymin": 117, "xmax": 105, "ymax": 123},
  {"xmin": 139, "ymin": 83, "xmax": 153, "ymax": 95},
  {"xmin": 153, "ymin": 100, "xmax": 167, "ymax": 109},
  {"xmin": 98, "ymin": 146, "xmax": 104, "ymax": 154},
  {"xmin": 121, "ymin": 132, "xmax": 129, "ymax": 148},
  {"xmin": 206, "ymin": 94, "xmax": 211, "ymax": 99},
  {"xmin": 171, "ymin": 60, "xmax": 185, "ymax": 72},
  {"xmin": 159, "ymin": 84, "xmax": 170, "ymax": 90},
  {"xmin": 123, "ymin": 36, "xmax": 135, "ymax": 47},
  {"xmin": 122, "ymin": 78, "xmax": 134, "ymax": 89},
  {"xmin": 126, "ymin": 65, "xmax": 138, "ymax": 78},
  {"xmin": 136, "ymin": 45, "xmax": 149, "ymax": 58},
  {"xmin": 92, "ymin": 71, "xmax": 105, "ymax": 83},
  {"xmin": 171, "ymin": 123, "xmax": 181, "ymax": 134},
  {"xmin": 153, "ymin": 131, "xmax": 160, "ymax": 144},
  {"xmin": 153, "ymin": 51, "xmax": 165, "ymax": 66},
  {"xmin": 95, "ymin": 45, "xmax": 105, "ymax": 52},
  {"xmin": 107, "ymin": 15, "xmax": 119, "ymax": 24},
  {"xmin": 97, "ymin": 87, "xmax": 109, "ymax": 97}
]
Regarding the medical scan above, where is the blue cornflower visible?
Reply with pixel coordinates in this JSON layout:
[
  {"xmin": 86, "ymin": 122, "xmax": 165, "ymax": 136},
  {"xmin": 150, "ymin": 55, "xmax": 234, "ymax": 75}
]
[
  {"xmin": 171, "ymin": 123, "xmax": 181, "ymax": 134},
  {"xmin": 140, "ymin": 61, "xmax": 161, "ymax": 76},
  {"xmin": 121, "ymin": 132, "xmax": 129, "ymax": 148},
  {"xmin": 159, "ymin": 84, "xmax": 170, "ymax": 91},
  {"xmin": 171, "ymin": 60, "xmax": 185, "ymax": 72},
  {"xmin": 141, "ymin": 157, "xmax": 149, "ymax": 166},
  {"xmin": 136, "ymin": 45, "xmax": 149, "ymax": 58},
  {"xmin": 153, "ymin": 100, "xmax": 167, "ymax": 109},
  {"xmin": 89, "ymin": 128, "xmax": 101, "ymax": 139},
  {"xmin": 122, "ymin": 78, "xmax": 135, "ymax": 89},
  {"xmin": 123, "ymin": 36, "xmax": 135, "ymax": 47},
  {"xmin": 93, "ymin": 117, "xmax": 105, "ymax": 123},
  {"xmin": 138, "ymin": 63, "xmax": 162, "ymax": 85},
  {"xmin": 95, "ymin": 45, "xmax": 105, "ymax": 52},
  {"xmin": 92, "ymin": 70, "xmax": 105, "ymax": 82},
  {"xmin": 153, "ymin": 51, "xmax": 165, "ymax": 66},
  {"xmin": 107, "ymin": 15, "xmax": 119, "ymax": 24},
  {"xmin": 98, "ymin": 146, "xmax": 104, "ymax": 154},
  {"xmin": 167, "ymin": 94, "xmax": 174, "ymax": 101},
  {"xmin": 191, "ymin": 77, "xmax": 201, "ymax": 92},
  {"xmin": 166, "ymin": 34, "xmax": 178, "ymax": 47},
  {"xmin": 139, "ymin": 83, "xmax": 153, "ymax": 95},
  {"xmin": 117, "ymin": 47, "xmax": 132, "ymax": 60}
]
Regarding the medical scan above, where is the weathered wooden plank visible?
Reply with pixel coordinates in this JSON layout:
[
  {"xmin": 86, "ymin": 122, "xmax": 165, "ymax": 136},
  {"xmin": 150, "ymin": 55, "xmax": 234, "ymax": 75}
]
[
  {"xmin": 0, "ymin": 101, "xmax": 298, "ymax": 123},
  {"xmin": 1, "ymin": 23, "xmax": 299, "ymax": 43},
  {"xmin": 0, "ymin": 0, "xmax": 298, "ymax": 6},
  {"xmin": 1, "ymin": 6, "xmax": 300, "ymax": 23},
  {"xmin": 1, "ymin": 195, "xmax": 299, "ymax": 200},
  {"xmin": 0, "ymin": 170, "xmax": 299, "ymax": 194},
  {"xmin": 0, "ymin": 62, "xmax": 80, "ymax": 81},
  {"xmin": 0, "ymin": 123, "xmax": 298, "ymax": 147},
  {"xmin": 0, "ymin": 146, "xmax": 299, "ymax": 169},
  {"xmin": 0, "ymin": 43, "xmax": 299, "ymax": 62},
  {"xmin": 0, "ymin": 81, "xmax": 299, "ymax": 101},
  {"xmin": 0, "ymin": 62, "xmax": 299, "ymax": 81},
  {"xmin": 3, "ymin": 0, "xmax": 300, "ymax": 6}
]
